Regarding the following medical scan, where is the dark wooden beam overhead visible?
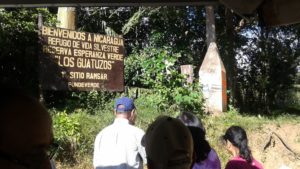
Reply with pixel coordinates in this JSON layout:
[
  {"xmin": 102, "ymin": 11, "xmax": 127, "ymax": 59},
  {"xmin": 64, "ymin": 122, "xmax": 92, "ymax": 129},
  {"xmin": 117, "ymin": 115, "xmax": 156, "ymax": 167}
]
[
  {"xmin": 0, "ymin": 0, "xmax": 219, "ymax": 7},
  {"xmin": 221, "ymin": 0, "xmax": 300, "ymax": 26},
  {"xmin": 1, "ymin": 0, "xmax": 300, "ymax": 26}
]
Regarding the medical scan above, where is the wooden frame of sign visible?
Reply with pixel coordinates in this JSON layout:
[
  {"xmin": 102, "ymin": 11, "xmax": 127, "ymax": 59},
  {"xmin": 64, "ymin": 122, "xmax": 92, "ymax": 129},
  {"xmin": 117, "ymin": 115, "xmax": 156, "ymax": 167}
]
[{"xmin": 39, "ymin": 26, "xmax": 125, "ymax": 91}]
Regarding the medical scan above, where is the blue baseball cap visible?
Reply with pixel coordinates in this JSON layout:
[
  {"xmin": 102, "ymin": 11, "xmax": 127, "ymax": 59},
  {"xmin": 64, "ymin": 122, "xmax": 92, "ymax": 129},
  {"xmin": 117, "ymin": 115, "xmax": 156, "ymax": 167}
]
[{"xmin": 114, "ymin": 97, "xmax": 135, "ymax": 113}]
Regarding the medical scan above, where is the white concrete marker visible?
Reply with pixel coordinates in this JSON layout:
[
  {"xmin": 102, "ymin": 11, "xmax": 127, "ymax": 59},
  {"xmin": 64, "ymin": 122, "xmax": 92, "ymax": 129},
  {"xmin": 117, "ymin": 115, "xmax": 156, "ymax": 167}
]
[{"xmin": 199, "ymin": 42, "xmax": 227, "ymax": 114}]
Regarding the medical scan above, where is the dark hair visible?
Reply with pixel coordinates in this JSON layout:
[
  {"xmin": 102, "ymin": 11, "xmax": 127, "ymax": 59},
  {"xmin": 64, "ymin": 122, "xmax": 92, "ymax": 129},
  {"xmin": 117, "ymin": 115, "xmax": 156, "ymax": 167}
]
[
  {"xmin": 223, "ymin": 126, "xmax": 252, "ymax": 163},
  {"xmin": 177, "ymin": 112, "xmax": 211, "ymax": 163},
  {"xmin": 177, "ymin": 112, "xmax": 205, "ymax": 133}
]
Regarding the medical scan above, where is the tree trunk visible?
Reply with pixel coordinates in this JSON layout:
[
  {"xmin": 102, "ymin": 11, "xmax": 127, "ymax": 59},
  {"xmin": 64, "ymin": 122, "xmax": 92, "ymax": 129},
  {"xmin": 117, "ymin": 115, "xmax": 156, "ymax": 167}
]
[
  {"xmin": 205, "ymin": 6, "xmax": 216, "ymax": 47},
  {"xmin": 225, "ymin": 8, "xmax": 240, "ymax": 107}
]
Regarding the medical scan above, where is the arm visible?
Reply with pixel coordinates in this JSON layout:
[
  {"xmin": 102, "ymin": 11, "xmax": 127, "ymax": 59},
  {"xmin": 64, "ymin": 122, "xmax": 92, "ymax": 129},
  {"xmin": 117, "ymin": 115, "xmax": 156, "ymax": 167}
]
[{"xmin": 136, "ymin": 130, "xmax": 147, "ymax": 164}]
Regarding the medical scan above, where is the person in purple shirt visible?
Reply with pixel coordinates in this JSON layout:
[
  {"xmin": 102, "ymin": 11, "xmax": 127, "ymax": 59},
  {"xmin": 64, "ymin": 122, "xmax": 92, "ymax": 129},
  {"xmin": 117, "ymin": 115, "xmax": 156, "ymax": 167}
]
[
  {"xmin": 222, "ymin": 126, "xmax": 264, "ymax": 169},
  {"xmin": 177, "ymin": 112, "xmax": 221, "ymax": 169}
]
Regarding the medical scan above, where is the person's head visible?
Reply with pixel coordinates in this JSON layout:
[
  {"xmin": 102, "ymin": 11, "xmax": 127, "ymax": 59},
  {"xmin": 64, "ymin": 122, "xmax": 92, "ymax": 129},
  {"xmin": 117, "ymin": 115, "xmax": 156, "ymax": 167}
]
[
  {"xmin": 177, "ymin": 112, "xmax": 205, "ymax": 132},
  {"xmin": 114, "ymin": 97, "xmax": 136, "ymax": 124},
  {"xmin": 143, "ymin": 116, "xmax": 193, "ymax": 169},
  {"xmin": 0, "ymin": 87, "xmax": 53, "ymax": 169},
  {"xmin": 222, "ymin": 126, "xmax": 252, "ymax": 163},
  {"xmin": 177, "ymin": 112, "xmax": 211, "ymax": 163}
]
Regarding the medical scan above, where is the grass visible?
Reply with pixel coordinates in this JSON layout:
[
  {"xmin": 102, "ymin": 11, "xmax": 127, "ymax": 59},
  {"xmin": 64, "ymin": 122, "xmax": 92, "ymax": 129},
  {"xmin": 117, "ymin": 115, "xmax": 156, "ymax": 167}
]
[
  {"xmin": 203, "ymin": 110, "xmax": 300, "ymax": 168},
  {"xmin": 53, "ymin": 104, "xmax": 300, "ymax": 169},
  {"xmin": 52, "ymin": 85, "xmax": 300, "ymax": 168}
]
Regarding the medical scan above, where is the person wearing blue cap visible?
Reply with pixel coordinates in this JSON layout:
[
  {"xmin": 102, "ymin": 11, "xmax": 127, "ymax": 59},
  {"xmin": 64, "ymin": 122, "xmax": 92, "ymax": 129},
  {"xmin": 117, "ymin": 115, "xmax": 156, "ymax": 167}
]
[{"xmin": 93, "ymin": 97, "xmax": 147, "ymax": 169}]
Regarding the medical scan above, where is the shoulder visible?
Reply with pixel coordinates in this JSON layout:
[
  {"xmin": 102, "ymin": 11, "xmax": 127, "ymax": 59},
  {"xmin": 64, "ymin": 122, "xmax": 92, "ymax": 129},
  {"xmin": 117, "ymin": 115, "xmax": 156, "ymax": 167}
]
[
  {"xmin": 124, "ymin": 125, "xmax": 145, "ymax": 141},
  {"xmin": 95, "ymin": 125, "xmax": 114, "ymax": 137},
  {"xmin": 251, "ymin": 158, "xmax": 264, "ymax": 169},
  {"xmin": 128, "ymin": 125, "xmax": 145, "ymax": 135},
  {"xmin": 206, "ymin": 149, "xmax": 221, "ymax": 168},
  {"xmin": 225, "ymin": 157, "xmax": 263, "ymax": 169},
  {"xmin": 225, "ymin": 157, "xmax": 245, "ymax": 169},
  {"xmin": 208, "ymin": 149, "xmax": 219, "ymax": 158},
  {"xmin": 225, "ymin": 159, "xmax": 236, "ymax": 169}
]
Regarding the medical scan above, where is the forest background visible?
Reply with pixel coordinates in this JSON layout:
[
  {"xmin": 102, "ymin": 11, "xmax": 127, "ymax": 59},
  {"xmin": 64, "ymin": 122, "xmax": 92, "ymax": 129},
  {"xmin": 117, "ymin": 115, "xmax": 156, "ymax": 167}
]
[{"xmin": 0, "ymin": 6, "xmax": 299, "ymax": 168}]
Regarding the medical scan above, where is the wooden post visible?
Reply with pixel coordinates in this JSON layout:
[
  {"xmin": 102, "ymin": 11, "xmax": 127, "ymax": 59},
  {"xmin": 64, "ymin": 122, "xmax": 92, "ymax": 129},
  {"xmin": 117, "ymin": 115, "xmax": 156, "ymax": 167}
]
[
  {"xmin": 205, "ymin": 6, "xmax": 216, "ymax": 47},
  {"xmin": 181, "ymin": 65, "xmax": 194, "ymax": 85},
  {"xmin": 57, "ymin": 7, "xmax": 76, "ymax": 30},
  {"xmin": 38, "ymin": 13, "xmax": 44, "ymax": 103}
]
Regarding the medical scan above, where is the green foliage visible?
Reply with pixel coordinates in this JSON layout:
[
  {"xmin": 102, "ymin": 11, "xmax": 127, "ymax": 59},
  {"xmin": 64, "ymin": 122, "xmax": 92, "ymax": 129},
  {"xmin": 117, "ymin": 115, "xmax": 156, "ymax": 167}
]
[
  {"xmin": 78, "ymin": 6, "xmax": 207, "ymax": 63},
  {"xmin": 70, "ymin": 110, "xmax": 113, "ymax": 154},
  {"xmin": 125, "ymin": 44, "xmax": 204, "ymax": 113},
  {"xmin": 236, "ymin": 26, "xmax": 300, "ymax": 113},
  {"xmin": 139, "ymin": 47, "xmax": 181, "ymax": 88},
  {"xmin": 144, "ymin": 7, "xmax": 207, "ymax": 64},
  {"xmin": 173, "ymin": 84, "xmax": 204, "ymax": 112},
  {"xmin": 51, "ymin": 108, "xmax": 114, "ymax": 162},
  {"xmin": 0, "ymin": 8, "xmax": 56, "ymax": 32},
  {"xmin": 287, "ymin": 85, "xmax": 300, "ymax": 109},
  {"xmin": 68, "ymin": 91, "xmax": 117, "ymax": 113},
  {"xmin": 0, "ymin": 8, "xmax": 56, "ymax": 95},
  {"xmin": 53, "ymin": 111, "xmax": 80, "ymax": 142},
  {"xmin": 1, "ymin": 6, "xmax": 298, "ymax": 115},
  {"xmin": 44, "ymin": 90, "xmax": 117, "ymax": 114},
  {"xmin": 296, "ymin": 73, "xmax": 300, "ymax": 84},
  {"xmin": 122, "ymin": 7, "xmax": 146, "ymax": 35},
  {"xmin": 52, "ymin": 110, "xmax": 81, "ymax": 162}
]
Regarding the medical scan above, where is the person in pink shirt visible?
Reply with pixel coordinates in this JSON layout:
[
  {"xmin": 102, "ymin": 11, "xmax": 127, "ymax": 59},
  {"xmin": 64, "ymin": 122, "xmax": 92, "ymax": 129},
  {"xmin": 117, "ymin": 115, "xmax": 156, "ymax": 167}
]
[{"xmin": 222, "ymin": 126, "xmax": 264, "ymax": 169}]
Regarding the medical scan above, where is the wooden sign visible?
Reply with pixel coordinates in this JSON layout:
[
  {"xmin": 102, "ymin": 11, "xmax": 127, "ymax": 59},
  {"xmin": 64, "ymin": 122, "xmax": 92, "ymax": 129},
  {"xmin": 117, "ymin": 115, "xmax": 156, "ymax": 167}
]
[{"xmin": 39, "ymin": 26, "xmax": 124, "ymax": 91}]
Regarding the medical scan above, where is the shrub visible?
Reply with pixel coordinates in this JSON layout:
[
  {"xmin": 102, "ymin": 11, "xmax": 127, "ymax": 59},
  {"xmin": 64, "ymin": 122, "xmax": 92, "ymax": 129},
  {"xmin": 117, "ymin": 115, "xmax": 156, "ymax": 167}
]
[
  {"xmin": 67, "ymin": 91, "xmax": 118, "ymax": 114},
  {"xmin": 52, "ymin": 110, "xmax": 81, "ymax": 162},
  {"xmin": 51, "ymin": 107, "xmax": 115, "ymax": 163},
  {"xmin": 126, "ymin": 46, "xmax": 204, "ymax": 113},
  {"xmin": 172, "ymin": 83, "xmax": 204, "ymax": 113}
]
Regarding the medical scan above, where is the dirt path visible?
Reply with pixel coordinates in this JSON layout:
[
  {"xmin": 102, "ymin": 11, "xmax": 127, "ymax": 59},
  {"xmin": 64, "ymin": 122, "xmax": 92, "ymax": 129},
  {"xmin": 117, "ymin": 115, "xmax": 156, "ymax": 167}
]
[{"xmin": 249, "ymin": 124, "xmax": 300, "ymax": 169}]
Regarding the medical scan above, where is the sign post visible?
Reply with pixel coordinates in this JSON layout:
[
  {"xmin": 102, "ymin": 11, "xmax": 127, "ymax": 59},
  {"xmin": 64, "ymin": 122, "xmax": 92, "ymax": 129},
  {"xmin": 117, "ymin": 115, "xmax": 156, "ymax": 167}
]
[
  {"xmin": 39, "ymin": 26, "xmax": 125, "ymax": 91},
  {"xmin": 57, "ymin": 7, "xmax": 76, "ymax": 30}
]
